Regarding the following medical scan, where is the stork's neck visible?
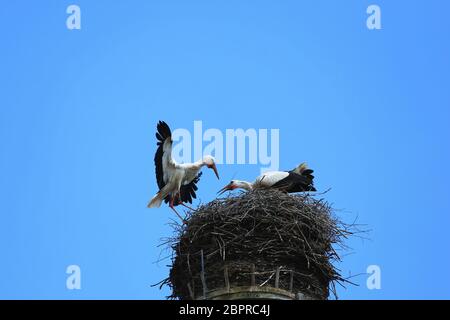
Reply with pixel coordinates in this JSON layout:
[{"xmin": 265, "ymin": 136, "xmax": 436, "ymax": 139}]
[
  {"xmin": 186, "ymin": 159, "xmax": 207, "ymax": 171},
  {"xmin": 236, "ymin": 180, "xmax": 253, "ymax": 191}
]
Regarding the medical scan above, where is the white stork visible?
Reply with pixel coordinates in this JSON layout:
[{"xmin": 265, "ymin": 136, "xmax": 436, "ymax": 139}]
[
  {"xmin": 147, "ymin": 121, "xmax": 220, "ymax": 221},
  {"xmin": 217, "ymin": 163, "xmax": 316, "ymax": 195}
]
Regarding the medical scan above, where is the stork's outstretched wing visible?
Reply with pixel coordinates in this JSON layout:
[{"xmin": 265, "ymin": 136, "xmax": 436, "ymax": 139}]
[
  {"xmin": 154, "ymin": 121, "xmax": 175, "ymax": 190},
  {"xmin": 164, "ymin": 172, "xmax": 203, "ymax": 205}
]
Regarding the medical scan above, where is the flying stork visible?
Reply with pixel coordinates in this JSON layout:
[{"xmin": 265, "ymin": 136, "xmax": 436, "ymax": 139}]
[
  {"xmin": 148, "ymin": 121, "xmax": 220, "ymax": 221},
  {"xmin": 217, "ymin": 163, "xmax": 316, "ymax": 195}
]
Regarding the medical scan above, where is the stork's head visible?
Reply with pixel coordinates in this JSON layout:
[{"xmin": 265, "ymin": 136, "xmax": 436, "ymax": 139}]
[
  {"xmin": 203, "ymin": 155, "xmax": 220, "ymax": 179},
  {"xmin": 217, "ymin": 180, "xmax": 253, "ymax": 195}
]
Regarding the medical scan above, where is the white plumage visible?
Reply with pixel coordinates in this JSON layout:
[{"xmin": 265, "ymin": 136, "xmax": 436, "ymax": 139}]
[
  {"xmin": 254, "ymin": 171, "xmax": 290, "ymax": 188},
  {"xmin": 148, "ymin": 121, "xmax": 219, "ymax": 221}
]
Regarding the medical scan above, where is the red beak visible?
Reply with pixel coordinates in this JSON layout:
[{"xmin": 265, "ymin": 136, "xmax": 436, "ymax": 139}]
[
  {"xmin": 210, "ymin": 163, "xmax": 220, "ymax": 179},
  {"xmin": 217, "ymin": 183, "xmax": 233, "ymax": 196}
]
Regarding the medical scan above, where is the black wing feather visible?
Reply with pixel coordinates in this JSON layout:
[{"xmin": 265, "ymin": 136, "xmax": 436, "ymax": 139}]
[
  {"xmin": 302, "ymin": 169, "xmax": 314, "ymax": 176},
  {"xmin": 271, "ymin": 171, "xmax": 316, "ymax": 193},
  {"xmin": 164, "ymin": 172, "xmax": 203, "ymax": 205},
  {"xmin": 154, "ymin": 121, "xmax": 172, "ymax": 190}
]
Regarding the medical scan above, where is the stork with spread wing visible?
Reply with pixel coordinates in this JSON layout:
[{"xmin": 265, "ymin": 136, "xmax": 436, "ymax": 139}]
[{"xmin": 148, "ymin": 121, "xmax": 220, "ymax": 221}]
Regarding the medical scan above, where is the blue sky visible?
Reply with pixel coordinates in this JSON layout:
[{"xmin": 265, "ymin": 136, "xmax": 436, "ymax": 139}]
[{"xmin": 1, "ymin": 1, "xmax": 449, "ymax": 299}]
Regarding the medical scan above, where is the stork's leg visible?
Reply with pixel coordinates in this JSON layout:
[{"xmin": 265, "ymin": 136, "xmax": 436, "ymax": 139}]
[
  {"xmin": 174, "ymin": 191, "xmax": 197, "ymax": 212},
  {"xmin": 169, "ymin": 196, "xmax": 186, "ymax": 224},
  {"xmin": 179, "ymin": 202, "xmax": 197, "ymax": 212}
]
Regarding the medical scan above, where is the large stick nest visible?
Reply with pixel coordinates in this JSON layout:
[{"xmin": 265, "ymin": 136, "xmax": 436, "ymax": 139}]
[{"xmin": 161, "ymin": 189, "xmax": 356, "ymax": 300}]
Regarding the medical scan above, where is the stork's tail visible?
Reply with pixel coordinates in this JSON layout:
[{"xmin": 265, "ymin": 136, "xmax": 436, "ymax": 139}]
[
  {"xmin": 147, "ymin": 192, "xmax": 164, "ymax": 208},
  {"xmin": 294, "ymin": 163, "xmax": 317, "ymax": 192},
  {"xmin": 293, "ymin": 162, "xmax": 308, "ymax": 174}
]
